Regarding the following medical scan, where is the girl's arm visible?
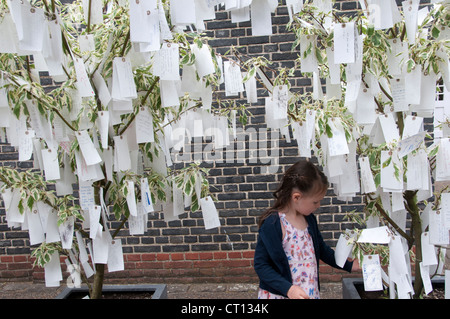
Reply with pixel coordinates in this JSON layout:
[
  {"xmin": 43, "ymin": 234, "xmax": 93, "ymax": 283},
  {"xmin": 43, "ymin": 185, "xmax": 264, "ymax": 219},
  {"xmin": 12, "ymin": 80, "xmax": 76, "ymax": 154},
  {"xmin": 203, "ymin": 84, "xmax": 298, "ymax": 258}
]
[
  {"xmin": 253, "ymin": 235, "xmax": 293, "ymax": 297},
  {"xmin": 317, "ymin": 230, "xmax": 354, "ymax": 272},
  {"xmin": 308, "ymin": 214, "xmax": 353, "ymax": 272}
]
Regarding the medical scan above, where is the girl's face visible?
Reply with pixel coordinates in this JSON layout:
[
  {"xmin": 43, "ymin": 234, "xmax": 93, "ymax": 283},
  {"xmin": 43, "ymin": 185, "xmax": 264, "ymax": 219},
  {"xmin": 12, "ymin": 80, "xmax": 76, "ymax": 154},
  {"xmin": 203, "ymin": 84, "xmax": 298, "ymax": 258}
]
[{"xmin": 291, "ymin": 189, "xmax": 326, "ymax": 216}]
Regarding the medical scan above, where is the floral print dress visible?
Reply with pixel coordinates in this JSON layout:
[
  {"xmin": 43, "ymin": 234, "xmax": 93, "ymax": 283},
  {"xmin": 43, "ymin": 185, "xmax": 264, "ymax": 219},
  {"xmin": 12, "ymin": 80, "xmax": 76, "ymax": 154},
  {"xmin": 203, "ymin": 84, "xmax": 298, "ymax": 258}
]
[{"xmin": 258, "ymin": 212, "xmax": 320, "ymax": 299}]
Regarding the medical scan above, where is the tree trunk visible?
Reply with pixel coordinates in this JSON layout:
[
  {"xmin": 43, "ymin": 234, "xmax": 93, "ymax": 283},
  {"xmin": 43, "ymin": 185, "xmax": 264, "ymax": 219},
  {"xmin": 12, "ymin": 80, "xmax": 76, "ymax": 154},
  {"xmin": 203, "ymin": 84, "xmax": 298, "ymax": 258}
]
[
  {"xmin": 405, "ymin": 191, "xmax": 423, "ymax": 298},
  {"xmin": 89, "ymin": 186, "xmax": 105, "ymax": 299},
  {"xmin": 90, "ymin": 264, "xmax": 105, "ymax": 299}
]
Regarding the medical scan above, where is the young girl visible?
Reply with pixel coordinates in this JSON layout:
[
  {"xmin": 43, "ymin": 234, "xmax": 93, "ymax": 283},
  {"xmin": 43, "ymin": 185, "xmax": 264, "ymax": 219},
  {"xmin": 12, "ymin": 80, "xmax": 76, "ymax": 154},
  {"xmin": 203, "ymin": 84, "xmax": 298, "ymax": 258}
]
[{"xmin": 254, "ymin": 160, "xmax": 358, "ymax": 299}]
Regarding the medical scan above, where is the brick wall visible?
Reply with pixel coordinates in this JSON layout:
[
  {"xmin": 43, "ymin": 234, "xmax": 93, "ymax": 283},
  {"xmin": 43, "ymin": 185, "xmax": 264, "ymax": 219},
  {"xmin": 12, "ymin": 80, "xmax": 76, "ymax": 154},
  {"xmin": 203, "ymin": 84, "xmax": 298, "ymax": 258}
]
[{"xmin": 0, "ymin": 1, "xmax": 369, "ymax": 285}]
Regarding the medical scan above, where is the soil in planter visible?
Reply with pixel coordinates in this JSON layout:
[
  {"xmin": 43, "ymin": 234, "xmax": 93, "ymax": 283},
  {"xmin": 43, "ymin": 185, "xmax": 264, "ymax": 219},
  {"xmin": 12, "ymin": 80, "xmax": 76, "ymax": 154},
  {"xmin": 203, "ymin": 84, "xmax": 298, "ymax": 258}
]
[
  {"xmin": 67, "ymin": 291, "xmax": 155, "ymax": 299},
  {"xmin": 355, "ymin": 283, "xmax": 445, "ymax": 299}
]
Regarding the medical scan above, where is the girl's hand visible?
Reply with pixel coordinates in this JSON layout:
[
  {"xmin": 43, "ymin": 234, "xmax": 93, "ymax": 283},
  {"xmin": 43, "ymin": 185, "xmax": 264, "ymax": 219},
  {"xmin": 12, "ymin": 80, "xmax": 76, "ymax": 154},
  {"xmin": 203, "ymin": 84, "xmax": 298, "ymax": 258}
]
[{"xmin": 287, "ymin": 285, "xmax": 309, "ymax": 299}]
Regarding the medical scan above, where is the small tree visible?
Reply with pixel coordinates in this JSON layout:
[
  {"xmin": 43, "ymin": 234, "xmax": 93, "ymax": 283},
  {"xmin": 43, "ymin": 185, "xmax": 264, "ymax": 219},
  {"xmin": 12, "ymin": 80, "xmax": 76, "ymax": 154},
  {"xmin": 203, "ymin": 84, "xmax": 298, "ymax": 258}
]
[
  {"xmin": 1, "ymin": 0, "xmax": 448, "ymax": 300},
  {"xmin": 0, "ymin": 0, "xmax": 249, "ymax": 298},
  {"xmin": 239, "ymin": 0, "xmax": 449, "ymax": 298}
]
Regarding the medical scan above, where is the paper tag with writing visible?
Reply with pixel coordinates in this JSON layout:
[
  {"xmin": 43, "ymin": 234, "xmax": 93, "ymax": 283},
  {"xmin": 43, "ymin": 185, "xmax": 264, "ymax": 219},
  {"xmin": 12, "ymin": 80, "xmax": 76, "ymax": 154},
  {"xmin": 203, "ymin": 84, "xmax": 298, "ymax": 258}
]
[{"xmin": 362, "ymin": 255, "xmax": 383, "ymax": 291}]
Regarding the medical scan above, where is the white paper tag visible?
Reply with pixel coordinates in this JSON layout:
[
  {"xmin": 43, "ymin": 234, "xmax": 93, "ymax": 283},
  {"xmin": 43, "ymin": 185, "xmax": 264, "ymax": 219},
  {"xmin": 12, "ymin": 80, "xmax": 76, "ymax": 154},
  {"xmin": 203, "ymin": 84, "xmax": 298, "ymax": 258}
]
[
  {"xmin": 362, "ymin": 254, "xmax": 383, "ymax": 291},
  {"xmin": 251, "ymin": 0, "xmax": 272, "ymax": 36},
  {"xmin": 199, "ymin": 196, "xmax": 221, "ymax": 230},
  {"xmin": 41, "ymin": 148, "xmax": 61, "ymax": 181},
  {"xmin": 108, "ymin": 239, "xmax": 124, "ymax": 272},
  {"xmin": 126, "ymin": 180, "xmax": 138, "ymax": 217},
  {"xmin": 153, "ymin": 43, "xmax": 180, "ymax": 81},
  {"xmin": 76, "ymin": 130, "xmax": 102, "ymax": 166},
  {"xmin": 334, "ymin": 22, "xmax": 356, "ymax": 64},
  {"xmin": 335, "ymin": 230, "xmax": 356, "ymax": 268},
  {"xmin": 136, "ymin": 107, "xmax": 155, "ymax": 144}
]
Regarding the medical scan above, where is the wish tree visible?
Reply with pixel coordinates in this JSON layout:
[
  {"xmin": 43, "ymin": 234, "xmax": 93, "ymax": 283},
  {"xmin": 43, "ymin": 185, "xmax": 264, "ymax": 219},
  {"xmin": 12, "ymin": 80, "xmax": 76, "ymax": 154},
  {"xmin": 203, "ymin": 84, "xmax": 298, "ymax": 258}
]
[
  {"xmin": 0, "ymin": 0, "xmax": 255, "ymax": 298},
  {"xmin": 238, "ymin": 0, "xmax": 449, "ymax": 298},
  {"xmin": 0, "ymin": 0, "xmax": 449, "ymax": 300}
]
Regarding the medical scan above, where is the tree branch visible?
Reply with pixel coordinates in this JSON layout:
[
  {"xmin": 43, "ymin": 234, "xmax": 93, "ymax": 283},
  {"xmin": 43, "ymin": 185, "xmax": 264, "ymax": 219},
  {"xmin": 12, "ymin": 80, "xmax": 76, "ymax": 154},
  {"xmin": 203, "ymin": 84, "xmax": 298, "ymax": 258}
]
[{"xmin": 374, "ymin": 201, "xmax": 414, "ymax": 247}]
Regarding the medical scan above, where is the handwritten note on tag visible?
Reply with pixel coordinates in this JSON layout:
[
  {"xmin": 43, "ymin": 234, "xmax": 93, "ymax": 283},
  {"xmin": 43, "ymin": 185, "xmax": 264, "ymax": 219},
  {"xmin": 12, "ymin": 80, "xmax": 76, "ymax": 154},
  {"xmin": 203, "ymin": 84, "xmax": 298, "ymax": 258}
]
[
  {"xmin": 153, "ymin": 43, "xmax": 180, "ymax": 81},
  {"xmin": 362, "ymin": 255, "xmax": 383, "ymax": 291},
  {"xmin": 406, "ymin": 149, "xmax": 429, "ymax": 191},
  {"xmin": 334, "ymin": 22, "xmax": 356, "ymax": 64},
  {"xmin": 19, "ymin": 129, "xmax": 35, "ymax": 161},
  {"xmin": 359, "ymin": 156, "xmax": 377, "ymax": 194},
  {"xmin": 391, "ymin": 77, "xmax": 407, "ymax": 111},
  {"xmin": 442, "ymin": 193, "xmax": 450, "ymax": 230},
  {"xmin": 436, "ymin": 138, "xmax": 450, "ymax": 182},
  {"xmin": 73, "ymin": 57, "xmax": 95, "ymax": 97},
  {"xmin": 429, "ymin": 209, "xmax": 449, "ymax": 245},
  {"xmin": 397, "ymin": 132, "xmax": 425, "ymax": 158},
  {"xmin": 129, "ymin": 202, "xmax": 146, "ymax": 235},
  {"xmin": 136, "ymin": 107, "xmax": 155, "ymax": 144},
  {"xmin": 272, "ymin": 85, "xmax": 288, "ymax": 120},
  {"xmin": 224, "ymin": 60, "xmax": 244, "ymax": 96}
]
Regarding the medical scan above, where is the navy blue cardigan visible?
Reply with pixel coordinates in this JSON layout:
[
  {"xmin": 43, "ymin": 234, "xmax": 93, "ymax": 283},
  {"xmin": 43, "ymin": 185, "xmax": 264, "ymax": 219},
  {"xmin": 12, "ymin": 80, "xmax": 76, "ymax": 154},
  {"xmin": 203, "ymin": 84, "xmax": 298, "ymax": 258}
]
[{"xmin": 254, "ymin": 212, "xmax": 353, "ymax": 297}]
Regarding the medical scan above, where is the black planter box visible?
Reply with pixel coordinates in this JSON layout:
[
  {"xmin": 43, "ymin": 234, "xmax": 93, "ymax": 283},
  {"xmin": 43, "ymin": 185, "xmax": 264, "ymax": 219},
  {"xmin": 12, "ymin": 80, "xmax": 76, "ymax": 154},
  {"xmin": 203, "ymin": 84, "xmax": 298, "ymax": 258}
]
[
  {"xmin": 55, "ymin": 284, "xmax": 168, "ymax": 299},
  {"xmin": 342, "ymin": 278, "xmax": 364, "ymax": 299},
  {"xmin": 342, "ymin": 277, "xmax": 446, "ymax": 299}
]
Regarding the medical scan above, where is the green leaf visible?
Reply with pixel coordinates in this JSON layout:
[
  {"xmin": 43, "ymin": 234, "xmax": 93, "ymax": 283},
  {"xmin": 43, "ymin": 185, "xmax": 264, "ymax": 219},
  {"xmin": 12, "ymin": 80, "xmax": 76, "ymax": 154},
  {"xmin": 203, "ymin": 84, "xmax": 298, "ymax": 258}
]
[
  {"xmin": 374, "ymin": 173, "xmax": 381, "ymax": 188},
  {"xmin": 382, "ymin": 156, "xmax": 391, "ymax": 168},
  {"xmin": 18, "ymin": 199, "xmax": 24, "ymax": 215},
  {"xmin": 431, "ymin": 26, "xmax": 440, "ymax": 38},
  {"xmin": 325, "ymin": 124, "xmax": 333, "ymax": 138},
  {"xmin": 315, "ymin": 47, "xmax": 324, "ymax": 64},
  {"xmin": 371, "ymin": 33, "xmax": 381, "ymax": 46},
  {"xmin": 27, "ymin": 196, "xmax": 34, "ymax": 211},
  {"xmin": 185, "ymin": 180, "xmax": 192, "ymax": 196},
  {"xmin": 406, "ymin": 59, "xmax": 416, "ymax": 73},
  {"xmin": 191, "ymin": 199, "xmax": 199, "ymax": 212}
]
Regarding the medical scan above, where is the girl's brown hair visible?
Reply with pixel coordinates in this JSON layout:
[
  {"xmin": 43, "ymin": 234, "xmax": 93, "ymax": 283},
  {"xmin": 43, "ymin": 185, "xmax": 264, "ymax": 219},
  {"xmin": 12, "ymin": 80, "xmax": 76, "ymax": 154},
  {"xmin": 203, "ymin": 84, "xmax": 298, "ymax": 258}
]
[{"xmin": 258, "ymin": 160, "xmax": 329, "ymax": 227}]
